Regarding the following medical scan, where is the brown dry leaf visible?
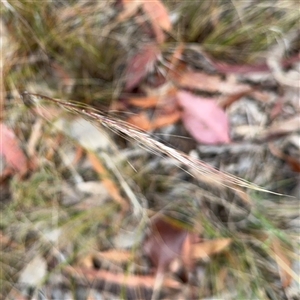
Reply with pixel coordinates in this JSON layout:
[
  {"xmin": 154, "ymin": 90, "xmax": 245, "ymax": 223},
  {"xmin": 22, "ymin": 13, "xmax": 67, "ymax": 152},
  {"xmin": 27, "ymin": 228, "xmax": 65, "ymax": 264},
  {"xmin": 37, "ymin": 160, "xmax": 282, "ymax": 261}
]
[
  {"xmin": 45, "ymin": 135, "xmax": 62, "ymax": 161},
  {"xmin": 64, "ymin": 266, "xmax": 181, "ymax": 290},
  {"xmin": 127, "ymin": 90, "xmax": 181, "ymax": 130},
  {"xmin": 94, "ymin": 249, "xmax": 133, "ymax": 264},
  {"xmin": 78, "ymin": 253, "xmax": 95, "ymax": 269},
  {"xmin": 143, "ymin": 215, "xmax": 189, "ymax": 272},
  {"xmin": 191, "ymin": 238, "xmax": 232, "ymax": 260},
  {"xmin": 284, "ymin": 155, "xmax": 300, "ymax": 173},
  {"xmin": 0, "ymin": 123, "xmax": 28, "ymax": 175},
  {"xmin": 122, "ymin": 0, "xmax": 138, "ymax": 4},
  {"xmin": 118, "ymin": 0, "xmax": 141, "ymax": 23},
  {"xmin": 213, "ymin": 61, "xmax": 270, "ymax": 74},
  {"xmin": 250, "ymin": 90, "xmax": 271, "ymax": 103},
  {"xmin": 142, "ymin": 0, "xmax": 172, "ymax": 43},
  {"xmin": 168, "ymin": 43, "xmax": 185, "ymax": 70},
  {"xmin": 218, "ymin": 88, "xmax": 252, "ymax": 109},
  {"xmin": 180, "ymin": 233, "xmax": 194, "ymax": 275},
  {"xmin": 125, "ymin": 44, "xmax": 160, "ymax": 91},
  {"xmin": 72, "ymin": 146, "xmax": 84, "ymax": 166},
  {"xmin": 270, "ymin": 238, "xmax": 294, "ymax": 288},
  {"xmin": 87, "ymin": 151, "xmax": 129, "ymax": 210},
  {"xmin": 142, "ymin": 0, "xmax": 171, "ymax": 32},
  {"xmin": 126, "ymin": 112, "xmax": 152, "ymax": 131},
  {"xmin": 173, "ymin": 71, "xmax": 221, "ymax": 93},
  {"xmin": 127, "ymin": 96, "xmax": 159, "ymax": 108},
  {"xmin": 212, "ymin": 53, "xmax": 300, "ymax": 75},
  {"xmin": 264, "ymin": 116, "xmax": 300, "ymax": 138},
  {"xmin": 78, "ymin": 250, "xmax": 132, "ymax": 268},
  {"xmin": 269, "ymin": 143, "xmax": 300, "ymax": 172},
  {"xmin": 270, "ymin": 99, "xmax": 284, "ymax": 119},
  {"xmin": 212, "ymin": 53, "xmax": 300, "ymax": 74},
  {"xmin": 151, "ymin": 110, "xmax": 181, "ymax": 130},
  {"xmin": 173, "ymin": 71, "xmax": 250, "ymax": 95}
]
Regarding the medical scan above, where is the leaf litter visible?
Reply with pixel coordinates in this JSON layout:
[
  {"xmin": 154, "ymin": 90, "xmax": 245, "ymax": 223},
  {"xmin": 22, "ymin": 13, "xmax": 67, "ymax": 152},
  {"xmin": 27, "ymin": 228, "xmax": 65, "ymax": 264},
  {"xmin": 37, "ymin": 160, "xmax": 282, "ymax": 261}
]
[
  {"xmin": 2, "ymin": 1, "xmax": 300, "ymax": 299},
  {"xmin": 15, "ymin": 89, "xmax": 297, "ymax": 298}
]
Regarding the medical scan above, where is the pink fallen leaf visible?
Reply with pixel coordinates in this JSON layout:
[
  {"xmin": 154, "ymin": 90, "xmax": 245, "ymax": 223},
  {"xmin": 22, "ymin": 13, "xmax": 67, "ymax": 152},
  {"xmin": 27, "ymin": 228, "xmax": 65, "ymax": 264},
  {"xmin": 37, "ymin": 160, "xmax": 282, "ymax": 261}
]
[
  {"xmin": 125, "ymin": 44, "xmax": 160, "ymax": 91},
  {"xmin": 0, "ymin": 123, "xmax": 28, "ymax": 174},
  {"xmin": 177, "ymin": 91, "xmax": 230, "ymax": 144}
]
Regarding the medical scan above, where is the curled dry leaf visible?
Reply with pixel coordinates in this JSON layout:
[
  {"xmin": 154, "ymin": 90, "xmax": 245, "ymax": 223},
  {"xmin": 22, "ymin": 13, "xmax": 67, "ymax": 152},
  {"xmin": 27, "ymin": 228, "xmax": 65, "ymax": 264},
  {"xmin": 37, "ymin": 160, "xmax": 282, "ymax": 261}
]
[
  {"xmin": 0, "ymin": 123, "xmax": 28, "ymax": 175},
  {"xmin": 125, "ymin": 44, "xmax": 160, "ymax": 91},
  {"xmin": 64, "ymin": 266, "xmax": 181, "ymax": 290},
  {"xmin": 177, "ymin": 91, "xmax": 230, "ymax": 144}
]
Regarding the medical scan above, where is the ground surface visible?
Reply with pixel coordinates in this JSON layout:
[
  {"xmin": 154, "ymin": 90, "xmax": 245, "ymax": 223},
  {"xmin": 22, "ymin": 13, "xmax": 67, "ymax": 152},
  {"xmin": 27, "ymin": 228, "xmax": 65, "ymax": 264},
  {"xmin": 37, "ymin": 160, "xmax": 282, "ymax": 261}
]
[{"xmin": 1, "ymin": 1, "xmax": 300, "ymax": 300}]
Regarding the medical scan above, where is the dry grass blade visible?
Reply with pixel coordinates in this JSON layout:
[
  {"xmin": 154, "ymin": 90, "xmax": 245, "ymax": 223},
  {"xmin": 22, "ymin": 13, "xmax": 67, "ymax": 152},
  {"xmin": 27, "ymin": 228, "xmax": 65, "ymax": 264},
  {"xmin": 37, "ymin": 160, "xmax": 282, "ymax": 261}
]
[{"xmin": 21, "ymin": 92, "xmax": 284, "ymax": 196}]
